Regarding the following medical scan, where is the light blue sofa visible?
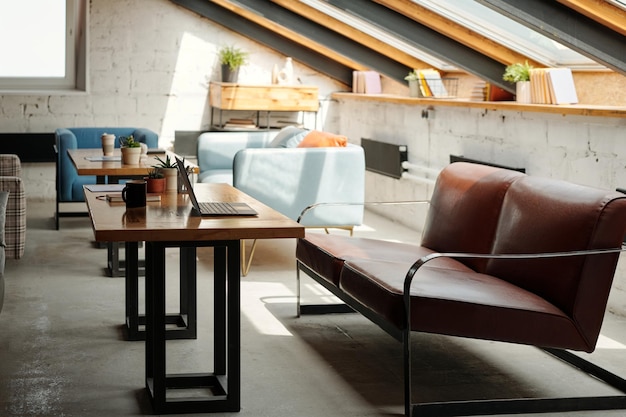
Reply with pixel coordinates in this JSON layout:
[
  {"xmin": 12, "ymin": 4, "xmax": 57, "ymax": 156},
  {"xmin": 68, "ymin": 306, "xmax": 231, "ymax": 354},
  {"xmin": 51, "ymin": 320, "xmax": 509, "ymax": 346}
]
[
  {"xmin": 197, "ymin": 128, "xmax": 365, "ymax": 274},
  {"xmin": 198, "ymin": 128, "xmax": 365, "ymax": 226},
  {"xmin": 55, "ymin": 127, "xmax": 158, "ymax": 229}
]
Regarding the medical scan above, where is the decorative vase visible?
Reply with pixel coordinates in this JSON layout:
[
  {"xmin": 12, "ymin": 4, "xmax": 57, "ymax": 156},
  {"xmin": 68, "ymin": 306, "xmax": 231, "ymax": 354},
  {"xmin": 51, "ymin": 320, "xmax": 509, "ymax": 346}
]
[
  {"xmin": 221, "ymin": 64, "xmax": 239, "ymax": 83},
  {"xmin": 516, "ymin": 81, "xmax": 532, "ymax": 103},
  {"xmin": 277, "ymin": 57, "xmax": 294, "ymax": 85},
  {"xmin": 120, "ymin": 147, "xmax": 141, "ymax": 165},
  {"xmin": 162, "ymin": 167, "xmax": 178, "ymax": 192},
  {"xmin": 408, "ymin": 80, "xmax": 420, "ymax": 97},
  {"xmin": 145, "ymin": 177, "xmax": 166, "ymax": 194}
]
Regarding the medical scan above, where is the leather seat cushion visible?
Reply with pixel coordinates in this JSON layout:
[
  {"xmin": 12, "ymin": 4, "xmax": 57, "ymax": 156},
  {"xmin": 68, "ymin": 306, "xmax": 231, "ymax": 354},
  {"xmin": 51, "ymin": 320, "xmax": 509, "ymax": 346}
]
[
  {"xmin": 340, "ymin": 258, "xmax": 588, "ymax": 351},
  {"xmin": 297, "ymin": 232, "xmax": 433, "ymax": 286}
]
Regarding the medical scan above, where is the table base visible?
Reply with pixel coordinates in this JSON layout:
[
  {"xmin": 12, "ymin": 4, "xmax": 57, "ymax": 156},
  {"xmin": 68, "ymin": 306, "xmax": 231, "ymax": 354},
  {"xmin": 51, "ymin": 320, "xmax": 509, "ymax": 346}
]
[
  {"xmin": 126, "ymin": 242, "xmax": 197, "ymax": 342},
  {"xmin": 145, "ymin": 240, "xmax": 240, "ymax": 414}
]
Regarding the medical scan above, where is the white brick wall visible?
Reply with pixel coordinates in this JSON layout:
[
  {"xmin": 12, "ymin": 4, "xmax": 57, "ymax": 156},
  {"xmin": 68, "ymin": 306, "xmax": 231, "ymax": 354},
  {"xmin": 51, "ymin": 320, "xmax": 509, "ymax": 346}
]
[{"xmin": 0, "ymin": 0, "xmax": 344, "ymax": 200}]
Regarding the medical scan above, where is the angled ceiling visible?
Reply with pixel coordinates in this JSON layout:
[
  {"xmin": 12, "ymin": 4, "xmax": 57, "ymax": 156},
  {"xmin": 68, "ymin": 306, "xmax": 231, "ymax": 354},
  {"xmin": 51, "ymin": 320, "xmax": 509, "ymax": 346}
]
[{"xmin": 172, "ymin": 0, "xmax": 626, "ymax": 94}]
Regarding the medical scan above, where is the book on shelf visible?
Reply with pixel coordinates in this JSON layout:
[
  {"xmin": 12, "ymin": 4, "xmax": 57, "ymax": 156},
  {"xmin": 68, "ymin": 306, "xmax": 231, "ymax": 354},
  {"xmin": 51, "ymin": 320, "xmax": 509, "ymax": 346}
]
[
  {"xmin": 529, "ymin": 68, "xmax": 578, "ymax": 105},
  {"xmin": 274, "ymin": 120, "xmax": 304, "ymax": 128},
  {"xmin": 352, "ymin": 71, "xmax": 382, "ymax": 94},
  {"xmin": 222, "ymin": 118, "xmax": 258, "ymax": 129},
  {"xmin": 418, "ymin": 69, "xmax": 448, "ymax": 98}
]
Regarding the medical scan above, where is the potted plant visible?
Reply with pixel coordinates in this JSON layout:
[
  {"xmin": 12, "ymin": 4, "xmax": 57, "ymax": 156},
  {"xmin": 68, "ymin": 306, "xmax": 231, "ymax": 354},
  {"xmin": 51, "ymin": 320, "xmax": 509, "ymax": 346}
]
[
  {"xmin": 153, "ymin": 155, "xmax": 178, "ymax": 191},
  {"xmin": 144, "ymin": 168, "xmax": 166, "ymax": 194},
  {"xmin": 404, "ymin": 70, "xmax": 420, "ymax": 97},
  {"xmin": 503, "ymin": 61, "xmax": 533, "ymax": 103},
  {"xmin": 119, "ymin": 135, "xmax": 142, "ymax": 165},
  {"xmin": 218, "ymin": 45, "xmax": 249, "ymax": 83}
]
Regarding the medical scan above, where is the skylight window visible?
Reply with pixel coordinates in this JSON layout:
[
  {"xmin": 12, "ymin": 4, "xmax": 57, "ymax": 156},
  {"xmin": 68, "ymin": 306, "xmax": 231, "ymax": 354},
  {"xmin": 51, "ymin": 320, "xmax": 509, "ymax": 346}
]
[
  {"xmin": 301, "ymin": 0, "xmax": 457, "ymax": 71},
  {"xmin": 414, "ymin": 0, "xmax": 601, "ymax": 69}
]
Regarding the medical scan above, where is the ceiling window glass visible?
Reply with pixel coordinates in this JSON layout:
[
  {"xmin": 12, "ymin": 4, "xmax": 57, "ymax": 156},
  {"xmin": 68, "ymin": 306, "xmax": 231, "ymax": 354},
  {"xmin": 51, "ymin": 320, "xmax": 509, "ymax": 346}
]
[{"xmin": 414, "ymin": 0, "xmax": 601, "ymax": 69}]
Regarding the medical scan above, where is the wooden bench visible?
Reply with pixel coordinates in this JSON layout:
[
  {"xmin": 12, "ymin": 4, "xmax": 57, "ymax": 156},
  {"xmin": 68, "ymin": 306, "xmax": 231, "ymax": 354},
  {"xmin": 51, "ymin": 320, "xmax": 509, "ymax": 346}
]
[{"xmin": 296, "ymin": 162, "xmax": 626, "ymax": 416}]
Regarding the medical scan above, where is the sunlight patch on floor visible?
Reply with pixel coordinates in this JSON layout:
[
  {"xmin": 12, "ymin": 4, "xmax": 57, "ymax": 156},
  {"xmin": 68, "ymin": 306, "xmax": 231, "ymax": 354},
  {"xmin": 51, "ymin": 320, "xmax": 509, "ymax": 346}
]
[
  {"xmin": 596, "ymin": 334, "xmax": 626, "ymax": 349},
  {"xmin": 241, "ymin": 281, "xmax": 294, "ymax": 337}
]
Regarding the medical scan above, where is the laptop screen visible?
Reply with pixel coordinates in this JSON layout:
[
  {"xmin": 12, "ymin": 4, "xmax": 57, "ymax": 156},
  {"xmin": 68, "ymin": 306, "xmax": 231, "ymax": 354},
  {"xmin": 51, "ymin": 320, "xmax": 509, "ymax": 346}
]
[{"xmin": 175, "ymin": 157, "xmax": 201, "ymax": 211}]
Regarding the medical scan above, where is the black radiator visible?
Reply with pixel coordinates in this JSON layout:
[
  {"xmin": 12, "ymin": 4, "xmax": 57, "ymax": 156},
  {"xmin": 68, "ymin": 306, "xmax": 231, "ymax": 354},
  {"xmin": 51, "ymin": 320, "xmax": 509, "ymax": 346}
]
[
  {"xmin": 0, "ymin": 133, "xmax": 56, "ymax": 162},
  {"xmin": 361, "ymin": 138, "xmax": 408, "ymax": 179}
]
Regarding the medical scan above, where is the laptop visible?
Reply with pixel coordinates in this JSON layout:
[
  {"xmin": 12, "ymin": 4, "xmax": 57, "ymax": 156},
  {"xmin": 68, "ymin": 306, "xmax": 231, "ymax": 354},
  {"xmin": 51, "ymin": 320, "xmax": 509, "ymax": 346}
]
[{"xmin": 175, "ymin": 157, "xmax": 257, "ymax": 217}]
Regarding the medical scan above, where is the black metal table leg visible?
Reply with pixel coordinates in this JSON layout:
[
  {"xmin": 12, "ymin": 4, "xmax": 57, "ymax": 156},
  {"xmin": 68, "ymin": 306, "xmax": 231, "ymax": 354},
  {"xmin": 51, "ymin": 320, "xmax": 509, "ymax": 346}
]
[
  {"xmin": 125, "ymin": 243, "xmax": 197, "ymax": 341},
  {"xmin": 107, "ymin": 241, "xmax": 145, "ymax": 277},
  {"xmin": 145, "ymin": 240, "xmax": 241, "ymax": 414}
]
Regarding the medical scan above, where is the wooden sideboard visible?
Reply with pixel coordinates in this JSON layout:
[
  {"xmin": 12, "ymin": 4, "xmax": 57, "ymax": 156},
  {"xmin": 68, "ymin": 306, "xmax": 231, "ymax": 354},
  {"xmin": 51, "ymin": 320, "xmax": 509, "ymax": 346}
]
[{"xmin": 209, "ymin": 82, "xmax": 319, "ymax": 129}]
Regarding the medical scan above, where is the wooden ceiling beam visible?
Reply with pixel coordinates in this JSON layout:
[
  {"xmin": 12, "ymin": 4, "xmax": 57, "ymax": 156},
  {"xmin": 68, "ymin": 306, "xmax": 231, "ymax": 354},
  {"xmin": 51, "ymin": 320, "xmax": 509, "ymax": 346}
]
[
  {"xmin": 556, "ymin": 0, "xmax": 626, "ymax": 37},
  {"xmin": 271, "ymin": 0, "xmax": 429, "ymax": 70},
  {"xmin": 374, "ymin": 0, "xmax": 541, "ymax": 67},
  {"xmin": 209, "ymin": 0, "xmax": 368, "ymax": 70}
]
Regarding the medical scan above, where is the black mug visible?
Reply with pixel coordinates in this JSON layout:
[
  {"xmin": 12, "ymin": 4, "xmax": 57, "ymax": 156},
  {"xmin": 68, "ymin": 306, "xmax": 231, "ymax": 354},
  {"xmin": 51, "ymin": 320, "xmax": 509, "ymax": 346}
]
[{"xmin": 122, "ymin": 180, "xmax": 147, "ymax": 208}]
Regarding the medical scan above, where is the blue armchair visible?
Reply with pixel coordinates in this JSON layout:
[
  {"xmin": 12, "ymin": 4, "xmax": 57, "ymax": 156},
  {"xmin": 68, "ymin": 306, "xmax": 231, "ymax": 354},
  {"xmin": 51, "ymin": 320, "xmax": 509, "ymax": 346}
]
[{"xmin": 55, "ymin": 127, "xmax": 158, "ymax": 229}]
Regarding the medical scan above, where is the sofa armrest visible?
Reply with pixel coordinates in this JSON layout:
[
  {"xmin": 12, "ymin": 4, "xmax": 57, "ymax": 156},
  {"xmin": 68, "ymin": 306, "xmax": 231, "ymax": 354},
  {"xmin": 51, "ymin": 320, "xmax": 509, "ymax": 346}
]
[
  {"xmin": 233, "ymin": 145, "xmax": 365, "ymax": 226},
  {"xmin": 0, "ymin": 155, "xmax": 22, "ymax": 177},
  {"xmin": 133, "ymin": 128, "xmax": 159, "ymax": 148},
  {"xmin": 55, "ymin": 129, "xmax": 80, "ymax": 202},
  {"xmin": 197, "ymin": 131, "xmax": 278, "ymax": 172},
  {"xmin": 0, "ymin": 176, "xmax": 26, "ymax": 259}
]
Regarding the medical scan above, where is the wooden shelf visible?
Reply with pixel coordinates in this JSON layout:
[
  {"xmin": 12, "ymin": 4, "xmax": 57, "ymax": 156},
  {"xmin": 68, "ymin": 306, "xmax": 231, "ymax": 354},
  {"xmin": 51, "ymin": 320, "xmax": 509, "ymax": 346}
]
[
  {"xmin": 210, "ymin": 82, "xmax": 319, "ymax": 112},
  {"xmin": 332, "ymin": 92, "xmax": 626, "ymax": 119}
]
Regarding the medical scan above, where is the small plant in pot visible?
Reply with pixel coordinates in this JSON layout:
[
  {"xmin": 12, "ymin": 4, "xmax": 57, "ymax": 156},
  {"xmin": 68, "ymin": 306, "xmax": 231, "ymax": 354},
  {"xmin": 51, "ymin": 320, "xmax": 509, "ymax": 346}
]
[
  {"xmin": 145, "ymin": 168, "xmax": 166, "ymax": 194},
  {"xmin": 153, "ymin": 155, "xmax": 178, "ymax": 192},
  {"xmin": 119, "ymin": 135, "xmax": 142, "ymax": 165},
  {"xmin": 503, "ymin": 61, "xmax": 533, "ymax": 103},
  {"xmin": 218, "ymin": 45, "xmax": 249, "ymax": 83}
]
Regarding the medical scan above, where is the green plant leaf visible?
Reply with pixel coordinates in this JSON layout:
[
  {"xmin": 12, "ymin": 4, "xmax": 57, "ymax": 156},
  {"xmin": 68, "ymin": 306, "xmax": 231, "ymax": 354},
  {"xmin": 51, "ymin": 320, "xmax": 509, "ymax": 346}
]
[
  {"xmin": 218, "ymin": 45, "xmax": 249, "ymax": 70},
  {"xmin": 503, "ymin": 61, "xmax": 533, "ymax": 83}
]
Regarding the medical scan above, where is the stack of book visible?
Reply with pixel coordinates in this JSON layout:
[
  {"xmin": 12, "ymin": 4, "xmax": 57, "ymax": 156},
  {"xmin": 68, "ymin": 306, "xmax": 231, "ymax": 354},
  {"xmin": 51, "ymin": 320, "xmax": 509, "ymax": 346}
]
[
  {"xmin": 352, "ymin": 71, "xmax": 382, "ymax": 94},
  {"xmin": 223, "ymin": 118, "xmax": 258, "ymax": 129},
  {"xmin": 415, "ymin": 69, "xmax": 454, "ymax": 98},
  {"xmin": 529, "ymin": 68, "xmax": 578, "ymax": 104}
]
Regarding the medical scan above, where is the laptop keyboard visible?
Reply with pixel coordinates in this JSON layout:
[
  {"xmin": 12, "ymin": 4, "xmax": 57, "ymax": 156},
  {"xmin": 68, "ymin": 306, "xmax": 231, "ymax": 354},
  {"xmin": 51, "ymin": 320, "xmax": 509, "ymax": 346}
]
[{"xmin": 198, "ymin": 202, "xmax": 238, "ymax": 215}]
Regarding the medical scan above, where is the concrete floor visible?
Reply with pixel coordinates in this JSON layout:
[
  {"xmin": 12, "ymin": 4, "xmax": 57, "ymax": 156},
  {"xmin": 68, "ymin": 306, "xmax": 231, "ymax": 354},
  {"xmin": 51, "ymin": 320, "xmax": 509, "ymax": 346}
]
[{"xmin": 2, "ymin": 200, "xmax": 626, "ymax": 417}]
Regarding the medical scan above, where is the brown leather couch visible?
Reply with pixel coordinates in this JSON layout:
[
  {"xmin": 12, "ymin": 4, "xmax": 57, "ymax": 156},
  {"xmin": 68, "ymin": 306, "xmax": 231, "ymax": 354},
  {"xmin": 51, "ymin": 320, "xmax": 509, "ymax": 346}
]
[{"xmin": 296, "ymin": 162, "xmax": 626, "ymax": 416}]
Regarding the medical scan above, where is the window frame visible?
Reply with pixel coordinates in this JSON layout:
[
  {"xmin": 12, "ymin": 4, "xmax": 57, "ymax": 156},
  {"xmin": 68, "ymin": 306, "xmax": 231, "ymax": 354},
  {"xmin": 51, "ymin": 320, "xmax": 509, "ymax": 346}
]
[{"xmin": 0, "ymin": 0, "xmax": 88, "ymax": 93}]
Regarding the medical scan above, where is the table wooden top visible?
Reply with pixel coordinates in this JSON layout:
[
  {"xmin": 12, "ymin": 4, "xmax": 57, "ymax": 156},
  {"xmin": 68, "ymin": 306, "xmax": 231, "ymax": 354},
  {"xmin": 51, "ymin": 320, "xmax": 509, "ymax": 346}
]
[
  {"xmin": 68, "ymin": 148, "xmax": 198, "ymax": 176},
  {"xmin": 84, "ymin": 183, "xmax": 305, "ymax": 242}
]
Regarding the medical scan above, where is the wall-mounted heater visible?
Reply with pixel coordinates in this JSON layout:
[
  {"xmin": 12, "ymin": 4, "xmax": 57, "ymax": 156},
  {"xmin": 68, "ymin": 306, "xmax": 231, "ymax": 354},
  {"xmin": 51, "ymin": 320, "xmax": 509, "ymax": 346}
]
[
  {"xmin": 361, "ymin": 138, "xmax": 408, "ymax": 179},
  {"xmin": 450, "ymin": 155, "xmax": 526, "ymax": 173}
]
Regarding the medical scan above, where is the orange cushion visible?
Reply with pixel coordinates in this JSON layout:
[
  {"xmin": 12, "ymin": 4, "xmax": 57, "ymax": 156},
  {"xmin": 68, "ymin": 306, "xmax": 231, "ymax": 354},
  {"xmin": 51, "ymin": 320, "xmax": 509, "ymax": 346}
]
[{"xmin": 297, "ymin": 130, "xmax": 348, "ymax": 148}]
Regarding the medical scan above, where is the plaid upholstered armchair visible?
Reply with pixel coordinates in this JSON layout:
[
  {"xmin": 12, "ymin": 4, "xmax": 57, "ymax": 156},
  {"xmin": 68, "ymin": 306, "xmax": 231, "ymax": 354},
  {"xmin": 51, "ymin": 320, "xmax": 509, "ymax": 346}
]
[{"xmin": 0, "ymin": 155, "xmax": 26, "ymax": 259}]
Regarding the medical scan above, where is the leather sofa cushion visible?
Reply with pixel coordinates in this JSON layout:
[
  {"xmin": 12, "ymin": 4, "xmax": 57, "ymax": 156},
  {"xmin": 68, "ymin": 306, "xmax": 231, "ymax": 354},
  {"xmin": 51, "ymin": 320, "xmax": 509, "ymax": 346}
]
[
  {"xmin": 340, "ymin": 258, "xmax": 589, "ymax": 351},
  {"xmin": 486, "ymin": 175, "xmax": 626, "ymax": 350},
  {"xmin": 421, "ymin": 162, "xmax": 524, "ymax": 273},
  {"xmin": 297, "ymin": 232, "xmax": 452, "ymax": 286}
]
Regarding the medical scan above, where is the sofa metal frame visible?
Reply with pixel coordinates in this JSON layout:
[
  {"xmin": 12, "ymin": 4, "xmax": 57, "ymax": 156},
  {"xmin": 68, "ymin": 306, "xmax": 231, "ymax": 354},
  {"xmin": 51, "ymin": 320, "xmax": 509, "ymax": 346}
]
[{"xmin": 296, "ymin": 202, "xmax": 626, "ymax": 417}]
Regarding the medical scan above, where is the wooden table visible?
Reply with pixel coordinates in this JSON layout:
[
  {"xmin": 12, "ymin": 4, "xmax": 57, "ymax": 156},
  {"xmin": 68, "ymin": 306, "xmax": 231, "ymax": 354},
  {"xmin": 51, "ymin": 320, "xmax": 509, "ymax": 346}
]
[
  {"xmin": 68, "ymin": 148, "xmax": 198, "ymax": 180},
  {"xmin": 69, "ymin": 148, "xmax": 198, "ymax": 277},
  {"xmin": 84, "ymin": 184, "xmax": 304, "ymax": 414}
]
